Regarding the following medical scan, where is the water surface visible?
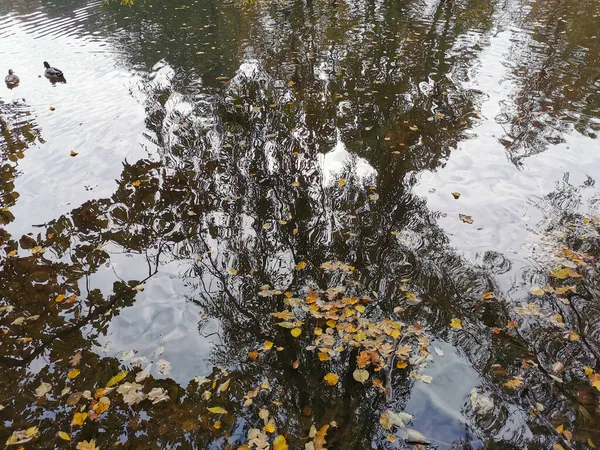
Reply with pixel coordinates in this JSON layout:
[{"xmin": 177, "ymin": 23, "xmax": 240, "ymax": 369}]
[{"xmin": 1, "ymin": 0, "xmax": 600, "ymax": 448}]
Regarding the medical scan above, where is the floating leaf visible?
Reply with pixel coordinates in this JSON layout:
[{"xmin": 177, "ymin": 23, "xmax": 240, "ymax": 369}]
[
  {"xmin": 71, "ymin": 412, "xmax": 88, "ymax": 427},
  {"xmin": 68, "ymin": 369, "xmax": 80, "ymax": 379},
  {"xmin": 550, "ymin": 268, "xmax": 582, "ymax": 279},
  {"xmin": 249, "ymin": 350, "xmax": 259, "ymax": 360},
  {"xmin": 481, "ymin": 292, "xmax": 495, "ymax": 300},
  {"xmin": 263, "ymin": 341, "xmax": 274, "ymax": 351},
  {"xmin": 5, "ymin": 427, "xmax": 39, "ymax": 445},
  {"xmin": 76, "ymin": 440, "xmax": 99, "ymax": 450},
  {"xmin": 207, "ymin": 406, "xmax": 227, "ymax": 414},
  {"xmin": 353, "ymin": 369, "xmax": 369, "ymax": 383},
  {"xmin": 451, "ymin": 192, "xmax": 460, "ymax": 199},
  {"xmin": 273, "ymin": 435, "xmax": 288, "ymax": 450},
  {"xmin": 35, "ymin": 382, "xmax": 52, "ymax": 397},
  {"xmin": 324, "ymin": 373, "xmax": 339, "ymax": 386},
  {"xmin": 217, "ymin": 379, "xmax": 230, "ymax": 393},
  {"xmin": 106, "ymin": 371, "xmax": 128, "ymax": 387},
  {"xmin": 295, "ymin": 261, "xmax": 307, "ymax": 271},
  {"xmin": 291, "ymin": 327, "xmax": 302, "ymax": 337},
  {"xmin": 459, "ymin": 214, "xmax": 473, "ymax": 224},
  {"xmin": 338, "ymin": 179, "xmax": 346, "ymax": 187},
  {"xmin": 504, "ymin": 377, "xmax": 522, "ymax": 389},
  {"xmin": 530, "ymin": 288, "xmax": 545, "ymax": 296},
  {"xmin": 147, "ymin": 388, "xmax": 169, "ymax": 404},
  {"xmin": 380, "ymin": 412, "xmax": 393, "ymax": 430},
  {"xmin": 318, "ymin": 352, "xmax": 330, "ymax": 361},
  {"xmin": 263, "ymin": 419, "xmax": 276, "ymax": 434},
  {"xmin": 55, "ymin": 294, "xmax": 66, "ymax": 303},
  {"xmin": 449, "ymin": 318, "xmax": 462, "ymax": 329},
  {"xmin": 57, "ymin": 431, "xmax": 71, "ymax": 441}
]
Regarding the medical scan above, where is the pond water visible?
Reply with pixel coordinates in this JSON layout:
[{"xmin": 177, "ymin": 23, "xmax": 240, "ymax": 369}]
[{"xmin": 1, "ymin": 0, "xmax": 600, "ymax": 448}]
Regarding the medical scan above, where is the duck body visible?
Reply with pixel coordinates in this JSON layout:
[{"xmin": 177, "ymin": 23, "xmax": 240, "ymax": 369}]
[
  {"xmin": 5, "ymin": 69, "xmax": 20, "ymax": 86},
  {"xmin": 43, "ymin": 61, "xmax": 64, "ymax": 78}
]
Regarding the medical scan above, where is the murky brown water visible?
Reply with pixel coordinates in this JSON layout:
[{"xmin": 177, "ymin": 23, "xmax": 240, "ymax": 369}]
[{"xmin": 1, "ymin": 0, "xmax": 600, "ymax": 448}]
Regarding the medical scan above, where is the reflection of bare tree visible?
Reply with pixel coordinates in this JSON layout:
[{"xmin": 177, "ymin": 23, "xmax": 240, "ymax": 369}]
[
  {"xmin": 499, "ymin": 0, "xmax": 600, "ymax": 164},
  {"xmin": 2, "ymin": 0, "xmax": 600, "ymax": 448}
]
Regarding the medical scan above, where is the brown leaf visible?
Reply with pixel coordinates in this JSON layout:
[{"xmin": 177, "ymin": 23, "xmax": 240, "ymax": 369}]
[{"xmin": 459, "ymin": 214, "xmax": 473, "ymax": 224}]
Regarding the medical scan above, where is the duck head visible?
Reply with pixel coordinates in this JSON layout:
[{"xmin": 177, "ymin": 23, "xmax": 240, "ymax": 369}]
[
  {"xmin": 43, "ymin": 61, "xmax": 50, "ymax": 69},
  {"xmin": 8, "ymin": 69, "xmax": 14, "ymax": 75}
]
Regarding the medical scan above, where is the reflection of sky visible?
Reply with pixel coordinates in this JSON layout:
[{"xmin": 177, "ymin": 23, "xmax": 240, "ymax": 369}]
[
  {"xmin": 405, "ymin": 341, "xmax": 482, "ymax": 448},
  {"xmin": 320, "ymin": 133, "xmax": 377, "ymax": 185},
  {"xmin": 414, "ymin": 25, "xmax": 600, "ymax": 297},
  {"xmin": 97, "ymin": 256, "xmax": 219, "ymax": 385}
]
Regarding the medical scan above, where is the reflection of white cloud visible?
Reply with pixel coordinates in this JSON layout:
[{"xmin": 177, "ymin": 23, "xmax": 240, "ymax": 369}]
[{"xmin": 320, "ymin": 131, "xmax": 377, "ymax": 185}]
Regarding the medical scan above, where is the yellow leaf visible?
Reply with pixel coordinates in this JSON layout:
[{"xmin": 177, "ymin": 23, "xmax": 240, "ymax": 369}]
[
  {"xmin": 389, "ymin": 329, "xmax": 401, "ymax": 339},
  {"xmin": 7, "ymin": 250, "xmax": 17, "ymax": 257},
  {"xmin": 355, "ymin": 305, "xmax": 365, "ymax": 313},
  {"xmin": 67, "ymin": 369, "xmax": 80, "ymax": 379},
  {"xmin": 263, "ymin": 341, "xmax": 274, "ymax": 351},
  {"xmin": 481, "ymin": 291, "xmax": 495, "ymax": 300},
  {"xmin": 451, "ymin": 192, "xmax": 460, "ymax": 199},
  {"xmin": 214, "ymin": 420, "xmax": 222, "ymax": 429},
  {"xmin": 318, "ymin": 352, "xmax": 330, "ymax": 361},
  {"xmin": 93, "ymin": 397, "xmax": 110, "ymax": 414},
  {"xmin": 396, "ymin": 361, "xmax": 408, "ymax": 369},
  {"xmin": 71, "ymin": 412, "xmax": 88, "ymax": 426},
  {"xmin": 295, "ymin": 261, "xmax": 307, "ymax": 271},
  {"xmin": 106, "ymin": 371, "xmax": 128, "ymax": 387},
  {"xmin": 588, "ymin": 438, "xmax": 596, "ymax": 448},
  {"xmin": 291, "ymin": 328, "xmax": 302, "ymax": 337},
  {"xmin": 569, "ymin": 332, "xmax": 580, "ymax": 341},
  {"xmin": 273, "ymin": 435, "xmax": 288, "ymax": 450},
  {"xmin": 386, "ymin": 434, "xmax": 396, "ymax": 442},
  {"xmin": 229, "ymin": 268, "xmax": 238, "ymax": 275},
  {"xmin": 324, "ymin": 373, "xmax": 339, "ymax": 386},
  {"xmin": 248, "ymin": 350, "xmax": 259, "ymax": 360},
  {"xmin": 553, "ymin": 444, "xmax": 565, "ymax": 450},
  {"xmin": 555, "ymin": 424, "xmax": 564, "ymax": 433},
  {"xmin": 504, "ymin": 377, "xmax": 522, "ymax": 389},
  {"xmin": 217, "ymin": 379, "xmax": 230, "ymax": 393},
  {"xmin": 263, "ymin": 419, "xmax": 276, "ymax": 434},
  {"xmin": 450, "ymin": 318, "xmax": 462, "ymax": 329},
  {"xmin": 550, "ymin": 268, "xmax": 582, "ymax": 279},
  {"xmin": 76, "ymin": 440, "xmax": 99, "ymax": 450},
  {"xmin": 70, "ymin": 151, "xmax": 78, "ymax": 157},
  {"xmin": 529, "ymin": 288, "xmax": 545, "ymax": 296},
  {"xmin": 57, "ymin": 431, "xmax": 71, "ymax": 441},
  {"xmin": 380, "ymin": 412, "xmax": 392, "ymax": 430},
  {"xmin": 131, "ymin": 180, "xmax": 141, "ymax": 187},
  {"xmin": 207, "ymin": 406, "xmax": 228, "ymax": 414},
  {"xmin": 55, "ymin": 294, "xmax": 66, "ymax": 303},
  {"xmin": 338, "ymin": 179, "xmax": 346, "ymax": 187},
  {"xmin": 353, "ymin": 369, "xmax": 369, "ymax": 383}
]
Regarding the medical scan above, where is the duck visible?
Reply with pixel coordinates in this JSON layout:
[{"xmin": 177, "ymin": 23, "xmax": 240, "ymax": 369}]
[
  {"xmin": 43, "ymin": 61, "xmax": 64, "ymax": 78},
  {"xmin": 5, "ymin": 69, "xmax": 20, "ymax": 86}
]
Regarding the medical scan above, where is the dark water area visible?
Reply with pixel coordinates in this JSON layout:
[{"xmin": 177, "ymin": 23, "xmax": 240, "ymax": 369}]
[{"xmin": 1, "ymin": 0, "xmax": 600, "ymax": 448}]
